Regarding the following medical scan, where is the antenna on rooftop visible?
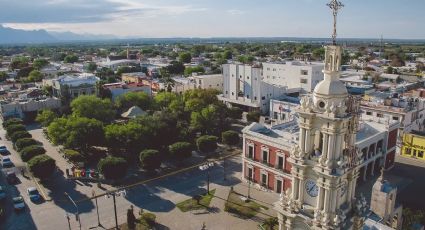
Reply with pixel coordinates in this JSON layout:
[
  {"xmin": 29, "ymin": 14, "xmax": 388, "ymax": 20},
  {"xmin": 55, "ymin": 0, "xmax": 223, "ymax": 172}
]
[{"xmin": 327, "ymin": 0, "xmax": 344, "ymax": 45}]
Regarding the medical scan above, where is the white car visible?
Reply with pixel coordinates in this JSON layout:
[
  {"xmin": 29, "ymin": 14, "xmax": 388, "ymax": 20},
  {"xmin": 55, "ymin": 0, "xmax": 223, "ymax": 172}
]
[
  {"xmin": 1, "ymin": 156, "xmax": 13, "ymax": 167},
  {"xmin": 13, "ymin": 196, "xmax": 25, "ymax": 211}
]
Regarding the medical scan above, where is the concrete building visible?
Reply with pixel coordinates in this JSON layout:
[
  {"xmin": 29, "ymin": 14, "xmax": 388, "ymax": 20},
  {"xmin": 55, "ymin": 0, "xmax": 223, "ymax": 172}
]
[
  {"xmin": 121, "ymin": 72, "xmax": 148, "ymax": 84},
  {"xmin": 361, "ymin": 91, "xmax": 425, "ymax": 140},
  {"xmin": 366, "ymin": 172, "xmax": 403, "ymax": 230},
  {"xmin": 103, "ymin": 82, "xmax": 152, "ymax": 101},
  {"xmin": 51, "ymin": 73, "xmax": 99, "ymax": 99},
  {"xmin": 269, "ymin": 96, "xmax": 300, "ymax": 125},
  {"xmin": 0, "ymin": 97, "xmax": 61, "ymax": 120},
  {"xmin": 190, "ymin": 74, "xmax": 223, "ymax": 91},
  {"xmin": 219, "ymin": 64, "xmax": 287, "ymax": 113},
  {"xmin": 262, "ymin": 62, "xmax": 324, "ymax": 93},
  {"xmin": 401, "ymin": 131, "xmax": 425, "ymax": 161}
]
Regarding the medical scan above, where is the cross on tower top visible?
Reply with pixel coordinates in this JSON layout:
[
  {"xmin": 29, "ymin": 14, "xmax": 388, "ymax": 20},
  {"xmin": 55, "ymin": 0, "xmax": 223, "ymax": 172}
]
[{"xmin": 327, "ymin": 0, "xmax": 344, "ymax": 45}]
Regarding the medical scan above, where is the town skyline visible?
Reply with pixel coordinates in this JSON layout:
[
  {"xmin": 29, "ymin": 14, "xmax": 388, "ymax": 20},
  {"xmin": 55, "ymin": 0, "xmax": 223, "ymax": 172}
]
[{"xmin": 1, "ymin": 0, "xmax": 425, "ymax": 39}]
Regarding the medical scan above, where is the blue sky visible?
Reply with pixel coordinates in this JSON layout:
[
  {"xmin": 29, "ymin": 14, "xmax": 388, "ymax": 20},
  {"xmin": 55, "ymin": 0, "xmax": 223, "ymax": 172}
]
[{"xmin": 1, "ymin": 0, "xmax": 424, "ymax": 39}]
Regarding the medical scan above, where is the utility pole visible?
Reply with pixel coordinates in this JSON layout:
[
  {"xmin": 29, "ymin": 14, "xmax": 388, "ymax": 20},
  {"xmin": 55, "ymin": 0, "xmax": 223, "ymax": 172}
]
[
  {"xmin": 89, "ymin": 190, "xmax": 103, "ymax": 229},
  {"xmin": 112, "ymin": 193, "xmax": 118, "ymax": 230},
  {"xmin": 223, "ymin": 157, "xmax": 226, "ymax": 181},
  {"xmin": 64, "ymin": 192, "xmax": 81, "ymax": 230}
]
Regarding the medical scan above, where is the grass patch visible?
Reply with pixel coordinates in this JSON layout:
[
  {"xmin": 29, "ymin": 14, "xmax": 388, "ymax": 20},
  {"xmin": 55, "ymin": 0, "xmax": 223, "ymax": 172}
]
[
  {"xmin": 115, "ymin": 212, "xmax": 156, "ymax": 230},
  {"xmin": 224, "ymin": 191, "xmax": 268, "ymax": 219},
  {"xmin": 176, "ymin": 189, "xmax": 216, "ymax": 212}
]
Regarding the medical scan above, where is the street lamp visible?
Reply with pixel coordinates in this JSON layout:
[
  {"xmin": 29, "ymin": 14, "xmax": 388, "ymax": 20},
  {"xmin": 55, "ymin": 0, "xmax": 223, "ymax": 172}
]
[
  {"xmin": 64, "ymin": 192, "xmax": 82, "ymax": 230},
  {"xmin": 199, "ymin": 162, "xmax": 214, "ymax": 194},
  {"xmin": 89, "ymin": 190, "xmax": 104, "ymax": 229},
  {"xmin": 105, "ymin": 189, "xmax": 127, "ymax": 230}
]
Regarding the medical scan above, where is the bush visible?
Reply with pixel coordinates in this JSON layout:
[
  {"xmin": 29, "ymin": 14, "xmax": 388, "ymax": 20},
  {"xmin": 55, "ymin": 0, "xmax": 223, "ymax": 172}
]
[
  {"xmin": 247, "ymin": 111, "xmax": 261, "ymax": 123},
  {"xmin": 3, "ymin": 118, "xmax": 23, "ymax": 128},
  {"xmin": 6, "ymin": 124, "xmax": 26, "ymax": 136},
  {"xmin": 63, "ymin": 149, "xmax": 84, "ymax": 163},
  {"xmin": 196, "ymin": 135, "xmax": 218, "ymax": 154},
  {"xmin": 15, "ymin": 138, "xmax": 39, "ymax": 151},
  {"xmin": 229, "ymin": 107, "xmax": 243, "ymax": 120},
  {"xmin": 10, "ymin": 131, "xmax": 31, "ymax": 143},
  {"xmin": 141, "ymin": 213, "xmax": 156, "ymax": 227},
  {"xmin": 139, "ymin": 149, "xmax": 161, "ymax": 171},
  {"xmin": 28, "ymin": 155, "xmax": 56, "ymax": 179},
  {"xmin": 169, "ymin": 142, "xmax": 192, "ymax": 162},
  {"xmin": 20, "ymin": 145, "xmax": 46, "ymax": 162},
  {"xmin": 221, "ymin": 130, "xmax": 240, "ymax": 147},
  {"xmin": 98, "ymin": 156, "xmax": 128, "ymax": 180}
]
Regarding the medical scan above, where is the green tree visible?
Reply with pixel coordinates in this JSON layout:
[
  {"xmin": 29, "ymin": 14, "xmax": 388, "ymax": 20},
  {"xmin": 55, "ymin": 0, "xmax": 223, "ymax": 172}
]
[
  {"xmin": 169, "ymin": 142, "xmax": 192, "ymax": 162},
  {"xmin": 263, "ymin": 217, "xmax": 278, "ymax": 230},
  {"xmin": 165, "ymin": 61, "xmax": 185, "ymax": 75},
  {"xmin": 10, "ymin": 56, "xmax": 29, "ymax": 70},
  {"xmin": 139, "ymin": 149, "xmax": 161, "ymax": 171},
  {"xmin": 154, "ymin": 92, "xmax": 179, "ymax": 109},
  {"xmin": 116, "ymin": 92, "xmax": 152, "ymax": 111},
  {"xmin": 179, "ymin": 52, "xmax": 192, "ymax": 63},
  {"xmin": 85, "ymin": 62, "xmax": 97, "ymax": 72},
  {"xmin": 312, "ymin": 48, "xmax": 325, "ymax": 60},
  {"xmin": 3, "ymin": 118, "xmax": 24, "ymax": 128},
  {"xmin": 190, "ymin": 104, "xmax": 230, "ymax": 135},
  {"xmin": 0, "ymin": 71, "xmax": 8, "ymax": 82},
  {"xmin": 15, "ymin": 138, "xmax": 39, "ymax": 151},
  {"xmin": 247, "ymin": 111, "xmax": 261, "ymax": 123},
  {"xmin": 11, "ymin": 131, "xmax": 31, "ymax": 143},
  {"xmin": 98, "ymin": 156, "xmax": 128, "ymax": 180},
  {"xmin": 20, "ymin": 145, "xmax": 46, "ymax": 162},
  {"xmin": 71, "ymin": 95, "xmax": 115, "ymax": 123},
  {"xmin": 36, "ymin": 109, "xmax": 58, "ymax": 127},
  {"xmin": 196, "ymin": 135, "xmax": 218, "ymax": 154},
  {"xmin": 6, "ymin": 124, "xmax": 26, "ymax": 136},
  {"xmin": 28, "ymin": 155, "xmax": 56, "ymax": 179},
  {"xmin": 64, "ymin": 55, "xmax": 79, "ymax": 63},
  {"xmin": 63, "ymin": 149, "xmax": 84, "ymax": 163},
  {"xmin": 221, "ymin": 130, "xmax": 239, "ymax": 147},
  {"xmin": 17, "ymin": 67, "xmax": 34, "ymax": 79},
  {"xmin": 184, "ymin": 66, "xmax": 205, "ymax": 76},
  {"xmin": 47, "ymin": 117, "xmax": 68, "ymax": 145},
  {"xmin": 104, "ymin": 121, "xmax": 143, "ymax": 154},
  {"xmin": 32, "ymin": 59, "xmax": 49, "ymax": 70},
  {"xmin": 223, "ymin": 50, "xmax": 233, "ymax": 60},
  {"xmin": 27, "ymin": 70, "xmax": 43, "ymax": 82}
]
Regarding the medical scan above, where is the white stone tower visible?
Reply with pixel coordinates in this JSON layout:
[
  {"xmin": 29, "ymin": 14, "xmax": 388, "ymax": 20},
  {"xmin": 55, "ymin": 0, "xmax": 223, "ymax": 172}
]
[{"xmin": 274, "ymin": 1, "xmax": 368, "ymax": 229}]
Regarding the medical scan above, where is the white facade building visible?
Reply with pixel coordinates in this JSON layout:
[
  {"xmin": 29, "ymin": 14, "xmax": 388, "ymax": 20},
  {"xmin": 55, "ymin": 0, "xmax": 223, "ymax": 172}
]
[
  {"xmin": 262, "ymin": 62, "xmax": 324, "ymax": 93},
  {"xmin": 51, "ymin": 73, "xmax": 99, "ymax": 99},
  {"xmin": 190, "ymin": 74, "xmax": 223, "ymax": 91},
  {"xmin": 219, "ymin": 64, "xmax": 287, "ymax": 113}
]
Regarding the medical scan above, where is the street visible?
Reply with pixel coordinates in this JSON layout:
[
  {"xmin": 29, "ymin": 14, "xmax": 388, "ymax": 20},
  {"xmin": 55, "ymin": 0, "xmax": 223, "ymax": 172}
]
[{"xmin": 0, "ymin": 125, "xmax": 279, "ymax": 230}]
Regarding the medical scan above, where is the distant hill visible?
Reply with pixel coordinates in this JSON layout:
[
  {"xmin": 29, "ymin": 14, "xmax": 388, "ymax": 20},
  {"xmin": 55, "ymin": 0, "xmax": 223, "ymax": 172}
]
[
  {"xmin": 49, "ymin": 31, "xmax": 117, "ymax": 41},
  {"xmin": 0, "ymin": 25, "xmax": 57, "ymax": 44}
]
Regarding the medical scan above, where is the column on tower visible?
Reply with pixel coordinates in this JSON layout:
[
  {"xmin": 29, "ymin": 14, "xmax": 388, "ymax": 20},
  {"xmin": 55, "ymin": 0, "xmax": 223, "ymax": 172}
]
[
  {"xmin": 300, "ymin": 128, "xmax": 306, "ymax": 153},
  {"xmin": 298, "ymin": 175, "xmax": 305, "ymax": 204},
  {"xmin": 327, "ymin": 134, "xmax": 336, "ymax": 161},
  {"xmin": 292, "ymin": 178, "xmax": 300, "ymax": 200},
  {"xmin": 316, "ymin": 186, "xmax": 325, "ymax": 211},
  {"xmin": 334, "ymin": 134, "xmax": 342, "ymax": 161},
  {"xmin": 323, "ymin": 188, "xmax": 331, "ymax": 213},
  {"xmin": 322, "ymin": 133, "xmax": 329, "ymax": 160},
  {"xmin": 305, "ymin": 129, "xmax": 313, "ymax": 155}
]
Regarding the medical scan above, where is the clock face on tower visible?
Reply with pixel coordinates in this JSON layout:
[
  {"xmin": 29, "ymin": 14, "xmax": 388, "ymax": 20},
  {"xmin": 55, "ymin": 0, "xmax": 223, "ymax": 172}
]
[{"xmin": 305, "ymin": 180, "xmax": 319, "ymax": 197}]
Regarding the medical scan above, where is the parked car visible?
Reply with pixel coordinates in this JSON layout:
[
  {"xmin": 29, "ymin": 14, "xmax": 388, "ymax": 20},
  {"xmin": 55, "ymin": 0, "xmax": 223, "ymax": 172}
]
[
  {"xmin": 0, "ymin": 145, "xmax": 8, "ymax": 155},
  {"xmin": 0, "ymin": 186, "xmax": 6, "ymax": 200},
  {"xmin": 13, "ymin": 196, "xmax": 25, "ymax": 211},
  {"xmin": 1, "ymin": 156, "xmax": 13, "ymax": 167},
  {"xmin": 27, "ymin": 187, "xmax": 40, "ymax": 202},
  {"xmin": 6, "ymin": 171, "xmax": 18, "ymax": 184}
]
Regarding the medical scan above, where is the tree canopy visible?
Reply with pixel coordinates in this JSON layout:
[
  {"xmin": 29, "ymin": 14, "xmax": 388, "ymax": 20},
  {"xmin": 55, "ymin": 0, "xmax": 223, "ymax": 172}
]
[
  {"xmin": 36, "ymin": 109, "xmax": 58, "ymax": 127},
  {"xmin": 116, "ymin": 92, "xmax": 152, "ymax": 111},
  {"xmin": 98, "ymin": 156, "xmax": 128, "ymax": 180},
  {"xmin": 179, "ymin": 52, "xmax": 192, "ymax": 63},
  {"xmin": 28, "ymin": 155, "xmax": 56, "ymax": 179},
  {"xmin": 139, "ymin": 149, "xmax": 161, "ymax": 171},
  {"xmin": 70, "ymin": 95, "xmax": 116, "ymax": 123},
  {"xmin": 28, "ymin": 70, "xmax": 43, "ymax": 82}
]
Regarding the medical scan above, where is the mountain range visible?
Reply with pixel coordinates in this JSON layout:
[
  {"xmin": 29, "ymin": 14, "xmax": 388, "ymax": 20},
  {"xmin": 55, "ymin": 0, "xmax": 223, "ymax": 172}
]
[{"xmin": 0, "ymin": 25, "xmax": 116, "ymax": 44}]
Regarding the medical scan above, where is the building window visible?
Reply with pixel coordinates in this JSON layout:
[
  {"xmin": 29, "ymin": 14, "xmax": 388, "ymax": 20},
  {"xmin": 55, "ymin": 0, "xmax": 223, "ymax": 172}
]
[
  {"xmin": 377, "ymin": 113, "xmax": 384, "ymax": 118},
  {"xmin": 405, "ymin": 148, "xmax": 411, "ymax": 155},
  {"xmin": 247, "ymin": 95, "xmax": 250, "ymax": 99},
  {"xmin": 262, "ymin": 149, "xmax": 269, "ymax": 164},
  {"xmin": 393, "ymin": 116, "xmax": 399, "ymax": 121},
  {"xmin": 248, "ymin": 168, "xmax": 253, "ymax": 181},
  {"xmin": 301, "ymin": 70, "xmax": 308, "ymax": 75},
  {"xmin": 262, "ymin": 96, "xmax": 266, "ymax": 100},
  {"xmin": 254, "ymin": 96, "xmax": 257, "ymax": 100},
  {"xmin": 261, "ymin": 173, "xmax": 268, "ymax": 187},
  {"xmin": 274, "ymin": 112, "xmax": 278, "ymax": 119},
  {"xmin": 300, "ymin": 78, "xmax": 308, "ymax": 84},
  {"xmin": 277, "ymin": 155, "xmax": 285, "ymax": 170},
  {"xmin": 232, "ymin": 92, "xmax": 234, "ymax": 96},
  {"xmin": 248, "ymin": 145, "xmax": 254, "ymax": 159},
  {"xmin": 225, "ymin": 91, "xmax": 228, "ymax": 95},
  {"xmin": 419, "ymin": 151, "xmax": 424, "ymax": 158},
  {"xmin": 366, "ymin": 111, "xmax": 372, "ymax": 115}
]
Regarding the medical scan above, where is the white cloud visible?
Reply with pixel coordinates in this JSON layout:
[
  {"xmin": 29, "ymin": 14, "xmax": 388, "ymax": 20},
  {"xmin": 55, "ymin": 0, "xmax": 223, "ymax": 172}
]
[{"xmin": 226, "ymin": 9, "xmax": 245, "ymax": 15}]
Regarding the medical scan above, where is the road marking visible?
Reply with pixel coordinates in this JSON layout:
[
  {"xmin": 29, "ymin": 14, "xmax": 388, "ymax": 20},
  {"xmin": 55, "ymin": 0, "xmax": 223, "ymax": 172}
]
[{"xmin": 28, "ymin": 169, "xmax": 51, "ymax": 202}]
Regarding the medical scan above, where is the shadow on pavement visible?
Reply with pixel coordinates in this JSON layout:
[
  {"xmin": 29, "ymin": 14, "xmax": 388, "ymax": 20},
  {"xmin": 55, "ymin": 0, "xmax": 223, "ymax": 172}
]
[
  {"xmin": 42, "ymin": 169, "xmax": 95, "ymax": 214},
  {"xmin": 124, "ymin": 185, "xmax": 175, "ymax": 212}
]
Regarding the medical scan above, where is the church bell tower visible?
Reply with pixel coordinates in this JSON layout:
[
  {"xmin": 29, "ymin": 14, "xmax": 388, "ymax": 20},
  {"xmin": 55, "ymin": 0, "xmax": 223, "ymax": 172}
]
[{"xmin": 275, "ymin": 1, "xmax": 366, "ymax": 229}]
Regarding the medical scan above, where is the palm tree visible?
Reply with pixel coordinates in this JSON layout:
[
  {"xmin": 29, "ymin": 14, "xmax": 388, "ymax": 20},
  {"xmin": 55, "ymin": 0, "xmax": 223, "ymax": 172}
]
[{"xmin": 159, "ymin": 68, "xmax": 175, "ymax": 92}]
